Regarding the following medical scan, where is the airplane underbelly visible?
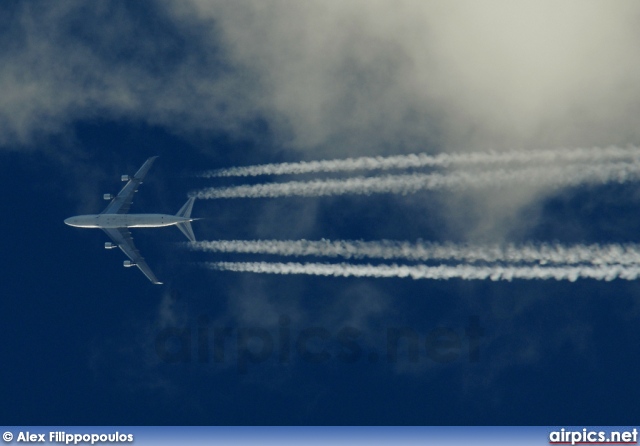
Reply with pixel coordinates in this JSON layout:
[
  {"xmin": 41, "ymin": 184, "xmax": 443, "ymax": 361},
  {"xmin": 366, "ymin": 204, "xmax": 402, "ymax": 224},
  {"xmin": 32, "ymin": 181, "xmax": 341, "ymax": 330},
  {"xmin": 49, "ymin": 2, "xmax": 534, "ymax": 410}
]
[
  {"xmin": 125, "ymin": 214, "xmax": 177, "ymax": 228},
  {"xmin": 96, "ymin": 214, "xmax": 178, "ymax": 228},
  {"xmin": 98, "ymin": 217, "xmax": 126, "ymax": 228},
  {"xmin": 127, "ymin": 222, "xmax": 174, "ymax": 228}
]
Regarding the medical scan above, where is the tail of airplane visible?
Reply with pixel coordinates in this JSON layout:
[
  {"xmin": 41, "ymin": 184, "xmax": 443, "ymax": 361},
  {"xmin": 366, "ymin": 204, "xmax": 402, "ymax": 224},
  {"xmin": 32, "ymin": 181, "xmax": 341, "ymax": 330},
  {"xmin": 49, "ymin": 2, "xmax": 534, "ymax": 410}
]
[{"xmin": 175, "ymin": 197, "xmax": 198, "ymax": 242}]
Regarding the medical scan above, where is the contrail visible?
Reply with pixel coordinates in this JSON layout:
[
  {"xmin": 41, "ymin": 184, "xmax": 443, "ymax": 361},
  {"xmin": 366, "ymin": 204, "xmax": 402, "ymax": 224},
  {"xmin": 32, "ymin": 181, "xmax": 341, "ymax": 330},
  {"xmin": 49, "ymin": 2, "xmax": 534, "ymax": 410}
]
[
  {"xmin": 190, "ymin": 162, "xmax": 640, "ymax": 199},
  {"xmin": 188, "ymin": 240, "xmax": 640, "ymax": 265},
  {"xmin": 198, "ymin": 146, "xmax": 640, "ymax": 178},
  {"xmin": 204, "ymin": 261, "xmax": 640, "ymax": 281}
]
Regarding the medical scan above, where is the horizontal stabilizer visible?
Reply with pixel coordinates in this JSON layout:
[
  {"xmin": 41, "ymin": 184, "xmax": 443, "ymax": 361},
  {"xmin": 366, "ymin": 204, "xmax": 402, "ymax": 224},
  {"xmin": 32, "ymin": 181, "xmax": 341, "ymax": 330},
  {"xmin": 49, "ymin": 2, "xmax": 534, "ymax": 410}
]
[
  {"xmin": 176, "ymin": 197, "xmax": 196, "ymax": 219},
  {"xmin": 177, "ymin": 221, "xmax": 197, "ymax": 242},
  {"xmin": 176, "ymin": 197, "xmax": 198, "ymax": 242}
]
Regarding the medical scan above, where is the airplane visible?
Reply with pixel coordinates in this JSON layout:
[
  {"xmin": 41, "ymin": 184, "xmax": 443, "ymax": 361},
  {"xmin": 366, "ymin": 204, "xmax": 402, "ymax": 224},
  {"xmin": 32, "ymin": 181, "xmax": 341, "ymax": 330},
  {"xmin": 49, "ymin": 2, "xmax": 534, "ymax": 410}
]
[{"xmin": 64, "ymin": 156, "xmax": 198, "ymax": 284}]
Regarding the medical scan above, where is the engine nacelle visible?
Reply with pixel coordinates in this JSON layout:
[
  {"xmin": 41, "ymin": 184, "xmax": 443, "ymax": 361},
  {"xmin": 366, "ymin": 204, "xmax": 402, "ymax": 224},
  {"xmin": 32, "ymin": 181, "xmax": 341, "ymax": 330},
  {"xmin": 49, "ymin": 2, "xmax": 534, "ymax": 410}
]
[
  {"xmin": 123, "ymin": 260, "xmax": 136, "ymax": 267},
  {"xmin": 121, "ymin": 175, "xmax": 131, "ymax": 182},
  {"xmin": 105, "ymin": 242, "xmax": 116, "ymax": 249},
  {"xmin": 103, "ymin": 193, "xmax": 114, "ymax": 200}
]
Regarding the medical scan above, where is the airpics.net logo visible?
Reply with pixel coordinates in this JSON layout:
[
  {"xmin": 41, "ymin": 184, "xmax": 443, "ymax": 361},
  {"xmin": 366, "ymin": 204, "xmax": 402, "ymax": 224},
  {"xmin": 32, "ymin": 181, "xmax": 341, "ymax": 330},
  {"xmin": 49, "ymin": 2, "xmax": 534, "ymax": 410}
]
[
  {"xmin": 549, "ymin": 428, "xmax": 638, "ymax": 445},
  {"xmin": 154, "ymin": 314, "xmax": 483, "ymax": 373}
]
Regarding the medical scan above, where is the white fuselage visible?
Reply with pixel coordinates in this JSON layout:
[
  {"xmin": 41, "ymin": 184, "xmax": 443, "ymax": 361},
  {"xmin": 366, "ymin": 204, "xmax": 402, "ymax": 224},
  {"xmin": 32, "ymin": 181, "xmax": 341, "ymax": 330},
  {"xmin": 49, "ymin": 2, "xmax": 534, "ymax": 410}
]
[{"xmin": 64, "ymin": 214, "xmax": 190, "ymax": 229}]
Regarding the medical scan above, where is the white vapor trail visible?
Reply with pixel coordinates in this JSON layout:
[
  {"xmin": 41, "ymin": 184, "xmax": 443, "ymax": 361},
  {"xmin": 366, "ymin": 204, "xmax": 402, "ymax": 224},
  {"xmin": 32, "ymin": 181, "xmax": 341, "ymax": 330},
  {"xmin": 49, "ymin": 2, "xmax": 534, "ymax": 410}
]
[
  {"xmin": 205, "ymin": 261, "xmax": 640, "ymax": 281},
  {"xmin": 188, "ymin": 240, "xmax": 640, "ymax": 265},
  {"xmin": 199, "ymin": 146, "xmax": 640, "ymax": 178},
  {"xmin": 191, "ymin": 162, "xmax": 640, "ymax": 199}
]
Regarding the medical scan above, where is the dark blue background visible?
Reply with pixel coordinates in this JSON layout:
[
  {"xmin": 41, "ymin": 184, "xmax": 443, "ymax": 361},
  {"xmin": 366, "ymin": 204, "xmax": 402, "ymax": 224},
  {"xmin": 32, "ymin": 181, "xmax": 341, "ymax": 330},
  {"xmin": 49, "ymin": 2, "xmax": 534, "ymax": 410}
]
[{"xmin": 2, "ymin": 120, "xmax": 640, "ymax": 425}]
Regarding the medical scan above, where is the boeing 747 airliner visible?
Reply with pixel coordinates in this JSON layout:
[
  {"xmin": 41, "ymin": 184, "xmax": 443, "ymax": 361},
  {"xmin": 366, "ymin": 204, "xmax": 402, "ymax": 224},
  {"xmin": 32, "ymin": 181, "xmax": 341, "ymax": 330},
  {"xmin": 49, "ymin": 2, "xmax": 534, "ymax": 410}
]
[{"xmin": 64, "ymin": 156, "xmax": 198, "ymax": 284}]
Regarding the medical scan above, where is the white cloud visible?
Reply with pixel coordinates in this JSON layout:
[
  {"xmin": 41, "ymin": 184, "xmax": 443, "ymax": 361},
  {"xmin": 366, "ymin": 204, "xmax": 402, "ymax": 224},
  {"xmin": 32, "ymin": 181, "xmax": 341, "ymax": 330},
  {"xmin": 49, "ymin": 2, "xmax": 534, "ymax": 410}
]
[
  {"xmin": 5, "ymin": 0, "xmax": 640, "ymax": 238},
  {"xmin": 172, "ymin": 0, "xmax": 640, "ymax": 239},
  {"xmin": 0, "ymin": 2, "xmax": 258, "ymax": 146},
  {"xmin": 173, "ymin": 0, "xmax": 640, "ymax": 153}
]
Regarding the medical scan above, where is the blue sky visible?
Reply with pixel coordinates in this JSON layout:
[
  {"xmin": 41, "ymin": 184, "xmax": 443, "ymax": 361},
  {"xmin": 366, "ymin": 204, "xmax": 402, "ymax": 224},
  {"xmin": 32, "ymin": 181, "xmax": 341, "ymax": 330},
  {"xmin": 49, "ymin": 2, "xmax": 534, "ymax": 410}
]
[{"xmin": 2, "ymin": 0, "xmax": 640, "ymax": 426}]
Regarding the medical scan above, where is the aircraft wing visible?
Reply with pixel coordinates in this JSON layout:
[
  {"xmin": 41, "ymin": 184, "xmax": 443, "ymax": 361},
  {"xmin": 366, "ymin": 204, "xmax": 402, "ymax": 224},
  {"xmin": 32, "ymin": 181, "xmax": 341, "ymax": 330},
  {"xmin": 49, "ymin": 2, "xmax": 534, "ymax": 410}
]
[
  {"xmin": 101, "ymin": 156, "xmax": 158, "ymax": 215},
  {"xmin": 102, "ymin": 228, "xmax": 163, "ymax": 285}
]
